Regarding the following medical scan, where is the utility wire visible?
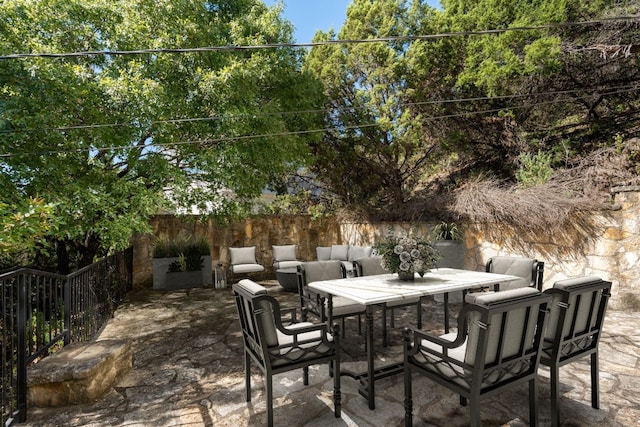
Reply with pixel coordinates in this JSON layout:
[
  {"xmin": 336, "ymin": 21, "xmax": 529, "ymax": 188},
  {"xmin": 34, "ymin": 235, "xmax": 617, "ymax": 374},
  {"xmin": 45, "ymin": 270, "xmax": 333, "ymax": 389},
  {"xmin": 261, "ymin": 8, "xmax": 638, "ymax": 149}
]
[
  {"xmin": 2, "ymin": 85, "xmax": 637, "ymax": 159},
  {"xmin": 1, "ymin": 83, "xmax": 637, "ymax": 135},
  {"xmin": 0, "ymin": 16, "xmax": 638, "ymax": 60}
]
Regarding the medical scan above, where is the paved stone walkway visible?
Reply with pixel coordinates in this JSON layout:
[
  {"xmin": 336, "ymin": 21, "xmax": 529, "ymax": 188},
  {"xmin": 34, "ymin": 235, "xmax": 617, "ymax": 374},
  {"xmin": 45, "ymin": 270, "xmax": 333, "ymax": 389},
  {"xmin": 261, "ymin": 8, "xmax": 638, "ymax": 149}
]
[{"xmin": 23, "ymin": 281, "xmax": 640, "ymax": 426}]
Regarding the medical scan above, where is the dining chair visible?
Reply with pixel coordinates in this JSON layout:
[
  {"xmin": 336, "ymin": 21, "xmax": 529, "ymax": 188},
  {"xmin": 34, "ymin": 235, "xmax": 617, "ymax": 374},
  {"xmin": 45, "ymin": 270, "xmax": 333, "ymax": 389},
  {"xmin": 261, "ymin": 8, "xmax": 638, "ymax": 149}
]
[
  {"xmin": 464, "ymin": 256, "xmax": 544, "ymax": 303},
  {"xmin": 404, "ymin": 287, "xmax": 551, "ymax": 427},
  {"xmin": 486, "ymin": 256, "xmax": 545, "ymax": 291},
  {"xmin": 297, "ymin": 260, "xmax": 366, "ymax": 336},
  {"xmin": 540, "ymin": 276, "xmax": 612, "ymax": 427},
  {"xmin": 354, "ymin": 256, "xmax": 422, "ymax": 347},
  {"xmin": 232, "ymin": 279, "xmax": 341, "ymax": 427}
]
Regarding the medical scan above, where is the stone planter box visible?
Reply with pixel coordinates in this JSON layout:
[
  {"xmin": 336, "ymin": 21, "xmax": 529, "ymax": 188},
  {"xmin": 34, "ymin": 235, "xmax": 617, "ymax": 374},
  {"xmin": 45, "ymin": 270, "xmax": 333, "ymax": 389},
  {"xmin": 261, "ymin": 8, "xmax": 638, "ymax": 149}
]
[
  {"xmin": 153, "ymin": 256, "xmax": 212, "ymax": 289},
  {"xmin": 434, "ymin": 240, "xmax": 465, "ymax": 303},
  {"xmin": 165, "ymin": 270, "xmax": 203, "ymax": 290}
]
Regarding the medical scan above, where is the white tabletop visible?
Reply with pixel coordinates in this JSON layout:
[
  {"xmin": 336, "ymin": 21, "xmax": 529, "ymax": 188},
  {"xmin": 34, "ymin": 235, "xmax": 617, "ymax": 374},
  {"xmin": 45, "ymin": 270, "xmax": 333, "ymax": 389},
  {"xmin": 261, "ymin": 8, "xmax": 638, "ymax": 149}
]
[{"xmin": 308, "ymin": 268, "xmax": 520, "ymax": 306}]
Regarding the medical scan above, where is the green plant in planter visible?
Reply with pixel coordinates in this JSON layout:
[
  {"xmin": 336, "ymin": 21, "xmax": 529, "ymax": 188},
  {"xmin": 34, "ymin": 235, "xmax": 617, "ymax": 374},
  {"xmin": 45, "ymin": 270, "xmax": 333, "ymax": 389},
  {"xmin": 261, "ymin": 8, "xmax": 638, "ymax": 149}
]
[
  {"xmin": 168, "ymin": 248, "xmax": 204, "ymax": 272},
  {"xmin": 153, "ymin": 235, "xmax": 210, "ymax": 258},
  {"xmin": 433, "ymin": 221, "xmax": 463, "ymax": 241}
]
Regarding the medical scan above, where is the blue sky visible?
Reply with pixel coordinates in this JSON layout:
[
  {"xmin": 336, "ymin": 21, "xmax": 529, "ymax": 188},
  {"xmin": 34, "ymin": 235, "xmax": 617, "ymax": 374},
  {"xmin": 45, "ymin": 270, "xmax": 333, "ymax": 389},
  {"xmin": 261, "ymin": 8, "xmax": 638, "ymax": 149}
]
[{"xmin": 264, "ymin": 0, "xmax": 442, "ymax": 44}]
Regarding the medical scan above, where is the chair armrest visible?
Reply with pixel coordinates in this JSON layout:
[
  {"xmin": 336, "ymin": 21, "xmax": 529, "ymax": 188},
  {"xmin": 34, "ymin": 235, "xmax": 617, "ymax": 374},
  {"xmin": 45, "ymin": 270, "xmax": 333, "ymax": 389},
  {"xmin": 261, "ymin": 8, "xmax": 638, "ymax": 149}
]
[{"xmin": 407, "ymin": 326, "xmax": 465, "ymax": 349}]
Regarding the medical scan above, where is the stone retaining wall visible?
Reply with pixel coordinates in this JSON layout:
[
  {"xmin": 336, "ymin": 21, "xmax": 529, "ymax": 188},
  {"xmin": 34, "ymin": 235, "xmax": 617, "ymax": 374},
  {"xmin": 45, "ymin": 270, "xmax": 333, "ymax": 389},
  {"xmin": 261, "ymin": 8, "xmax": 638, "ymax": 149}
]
[{"xmin": 132, "ymin": 188, "xmax": 640, "ymax": 311}]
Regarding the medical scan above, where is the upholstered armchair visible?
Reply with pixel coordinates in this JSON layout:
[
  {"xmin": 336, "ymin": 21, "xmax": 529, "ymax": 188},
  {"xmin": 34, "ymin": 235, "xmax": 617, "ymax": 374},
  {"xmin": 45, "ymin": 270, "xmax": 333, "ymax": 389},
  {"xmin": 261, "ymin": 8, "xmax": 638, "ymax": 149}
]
[
  {"xmin": 404, "ymin": 287, "xmax": 551, "ymax": 427},
  {"xmin": 354, "ymin": 256, "xmax": 422, "ymax": 347},
  {"xmin": 232, "ymin": 279, "xmax": 341, "ymax": 427},
  {"xmin": 228, "ymin": 246, "xmax": 264, "ymax": 280},
  {"xmin": 297, "ymin": 260, "xmax": 365, "ymax": 336},
  {"xmin": 271, "ymin": 244, "xmax": 302, "ymax": 269},
  {"xmin": 541, "ymin": 276, "xmax": 612, "ymax": 427}
]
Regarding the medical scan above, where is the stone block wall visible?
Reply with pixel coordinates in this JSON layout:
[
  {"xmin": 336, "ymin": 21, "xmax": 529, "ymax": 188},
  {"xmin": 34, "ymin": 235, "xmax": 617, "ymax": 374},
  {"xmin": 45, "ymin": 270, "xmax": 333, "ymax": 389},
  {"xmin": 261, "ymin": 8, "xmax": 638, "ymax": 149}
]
[
  {"xmin": 133, "ymin": 215, "xmax": 340, "ymax": 289},
  {"xmin": 132, "ymin": 188, "xmax": 640, "ymax": 311}
]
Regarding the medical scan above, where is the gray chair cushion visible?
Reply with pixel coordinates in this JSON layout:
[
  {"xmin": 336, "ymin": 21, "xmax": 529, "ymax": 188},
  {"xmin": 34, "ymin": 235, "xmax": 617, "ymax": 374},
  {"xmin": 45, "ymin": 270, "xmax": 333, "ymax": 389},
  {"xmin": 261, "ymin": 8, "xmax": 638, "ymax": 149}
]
[
  {"xmin": 466, "ymin": 287, "xmax": 541, "ymax": 368},
  {"xmin": 488, "ymin": 256, "xmax": 537, "ymax": 290},
  {"xmin": 230, "ymin": 246, "xmax": 258, "ymax": 265},
  {"xmin": 324, "ymin": 296, "xmax": 366, "ymax": 317},
  {"xmin": 234, "ymin": 280, "xmax": 277, "ymax": 347},
  {"xmin": 272, "ymin": 245, "xmax": 297, "ymax": 262},
  {"xmin": 316, "ymin": 246, "xmax": 332, "ymax": 261},
  {"xmin": 231, "ymin": 263, "xmax": 265, "ymax": 273},
  {"xmin": 356, "ymin": 256, "xmax": 388, "ymax": 276},
  {"xmin": 301, "ymin": 260, "xmax": 344, "ymax": 283},
  {"xmin": 273, "ymin": 260, "xmax": 302, "ymax": 269},
  {"xmin": 348, "ymin": 245, "xmax": 373, "ymax": 261},
  {"xmin": 330, "ymin": 245, "xmax": 350, "ymax": 260}
]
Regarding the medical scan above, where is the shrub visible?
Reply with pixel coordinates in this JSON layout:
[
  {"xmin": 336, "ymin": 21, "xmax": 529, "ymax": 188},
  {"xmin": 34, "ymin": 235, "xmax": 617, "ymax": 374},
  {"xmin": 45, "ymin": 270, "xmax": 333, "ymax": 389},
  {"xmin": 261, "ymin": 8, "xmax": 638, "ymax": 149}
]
[{"xmin": 152, "ymin": 235, "xmax": 210, "ymax": 258}]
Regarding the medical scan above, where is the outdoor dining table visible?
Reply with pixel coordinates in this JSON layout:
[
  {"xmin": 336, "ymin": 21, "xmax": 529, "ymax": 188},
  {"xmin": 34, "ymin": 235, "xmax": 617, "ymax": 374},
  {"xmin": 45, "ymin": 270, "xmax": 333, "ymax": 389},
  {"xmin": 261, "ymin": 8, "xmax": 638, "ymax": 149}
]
[{"xmin": 308, "ymin": 267, "xmax": 521, "ymax": 410}]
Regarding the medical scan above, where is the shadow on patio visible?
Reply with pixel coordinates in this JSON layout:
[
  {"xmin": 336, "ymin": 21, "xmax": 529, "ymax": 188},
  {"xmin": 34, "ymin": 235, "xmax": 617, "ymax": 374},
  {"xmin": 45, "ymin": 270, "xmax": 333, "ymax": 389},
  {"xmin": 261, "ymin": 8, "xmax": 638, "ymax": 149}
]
[{"xmin": 22, "ymin": 281, "xmax": 640, "ymax": 427}]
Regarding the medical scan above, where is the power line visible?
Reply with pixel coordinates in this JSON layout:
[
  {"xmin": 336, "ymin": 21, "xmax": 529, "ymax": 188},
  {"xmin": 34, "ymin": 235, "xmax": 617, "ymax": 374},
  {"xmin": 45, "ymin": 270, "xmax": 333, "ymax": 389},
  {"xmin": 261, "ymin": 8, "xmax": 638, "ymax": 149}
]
[
  {"xmin": 0, "ymin": 16, "xmax": 637, "ymax": 60},
  {"xmin": 2, "ymin": 84, "xmax": 637, "ymax": 136},
  {"xmin": 2, "ymin": 84, "xmax": 637, "ymax": 158}
]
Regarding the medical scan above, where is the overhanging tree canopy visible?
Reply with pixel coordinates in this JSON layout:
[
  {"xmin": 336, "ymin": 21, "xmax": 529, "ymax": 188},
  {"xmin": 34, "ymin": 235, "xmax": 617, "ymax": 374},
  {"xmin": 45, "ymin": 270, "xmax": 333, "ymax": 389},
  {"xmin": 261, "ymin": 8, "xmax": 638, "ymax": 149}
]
[{"xmin": 0, "ymin": 0, "xmax": 325, "ymax": 271}]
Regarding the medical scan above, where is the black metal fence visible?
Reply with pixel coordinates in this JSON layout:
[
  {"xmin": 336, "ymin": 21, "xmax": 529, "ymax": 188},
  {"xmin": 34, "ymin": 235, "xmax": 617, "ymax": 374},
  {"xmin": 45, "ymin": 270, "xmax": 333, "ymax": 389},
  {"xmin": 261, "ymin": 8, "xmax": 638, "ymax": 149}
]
[{"xmin": 1, "ymin": 248, "xmax": 133, "ymax": 426}]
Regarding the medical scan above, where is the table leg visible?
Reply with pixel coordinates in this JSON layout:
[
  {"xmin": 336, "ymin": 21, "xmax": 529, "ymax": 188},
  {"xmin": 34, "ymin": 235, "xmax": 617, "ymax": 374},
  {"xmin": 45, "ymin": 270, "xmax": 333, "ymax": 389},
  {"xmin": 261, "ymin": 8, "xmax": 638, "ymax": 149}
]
[
  {"xmin": 366, "ymin": 305, "xmax": 375, "ymax": 410},
  {"xmin": 444, "ymin": 292, "xmax": 450, "ymax": 334}
]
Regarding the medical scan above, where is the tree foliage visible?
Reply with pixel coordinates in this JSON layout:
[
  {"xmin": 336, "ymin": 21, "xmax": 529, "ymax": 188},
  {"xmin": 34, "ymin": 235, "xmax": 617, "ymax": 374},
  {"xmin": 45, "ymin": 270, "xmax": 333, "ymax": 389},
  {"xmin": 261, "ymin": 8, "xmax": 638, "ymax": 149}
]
[
  {"xmin": 0, "ymin": 0, "xmax": 325, "ymax": 271},
  {"xmin": 304, "ymin": 0, "xmax": 444, "ymax": 219},
  {"xmin": 305, "ymin": 0, "xmax": 640, "ymax": 224}
]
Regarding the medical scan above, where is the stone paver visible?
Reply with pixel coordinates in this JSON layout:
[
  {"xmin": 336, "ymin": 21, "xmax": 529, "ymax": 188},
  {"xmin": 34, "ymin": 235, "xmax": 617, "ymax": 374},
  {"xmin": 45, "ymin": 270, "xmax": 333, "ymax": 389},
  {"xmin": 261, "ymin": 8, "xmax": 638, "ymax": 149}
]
[{"xmin": 22, "ymin": 282, "xmax": 640, "ymax": 427}]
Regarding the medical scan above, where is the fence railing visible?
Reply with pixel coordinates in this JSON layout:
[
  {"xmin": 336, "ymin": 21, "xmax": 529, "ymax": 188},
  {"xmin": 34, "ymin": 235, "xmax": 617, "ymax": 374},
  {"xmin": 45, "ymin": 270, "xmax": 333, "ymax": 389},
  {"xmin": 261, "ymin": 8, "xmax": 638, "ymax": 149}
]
[{"xmin": 1, "ymin": 247, "xmax": 133, "ymax": 426}]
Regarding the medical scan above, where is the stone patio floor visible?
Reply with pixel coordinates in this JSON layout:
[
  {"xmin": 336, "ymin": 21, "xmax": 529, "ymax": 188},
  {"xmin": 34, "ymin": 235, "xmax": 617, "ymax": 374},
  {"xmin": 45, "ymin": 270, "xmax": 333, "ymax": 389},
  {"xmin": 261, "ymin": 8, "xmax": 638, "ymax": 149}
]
[{"xmin": 22, "ymin": 281, "xmax": 640, "ymax": 427}]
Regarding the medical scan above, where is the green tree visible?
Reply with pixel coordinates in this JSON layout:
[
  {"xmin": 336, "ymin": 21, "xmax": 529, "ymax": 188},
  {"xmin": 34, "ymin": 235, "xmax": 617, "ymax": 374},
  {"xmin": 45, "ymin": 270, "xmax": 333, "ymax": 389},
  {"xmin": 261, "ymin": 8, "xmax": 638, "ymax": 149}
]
[
  {"xmin": 429, "ymin": 0, "xmax": 640, "ymax": 181},
  {"xmin": 304, "ymin": 0, "xmax": 443, "ymax": 219},
  {"xmin": 305, "ymin": 0, "xmax": 639, "ymax": 224},
  {"xmin": 0, "ymin": 0, "xmax": 324, "ymax": 272}
]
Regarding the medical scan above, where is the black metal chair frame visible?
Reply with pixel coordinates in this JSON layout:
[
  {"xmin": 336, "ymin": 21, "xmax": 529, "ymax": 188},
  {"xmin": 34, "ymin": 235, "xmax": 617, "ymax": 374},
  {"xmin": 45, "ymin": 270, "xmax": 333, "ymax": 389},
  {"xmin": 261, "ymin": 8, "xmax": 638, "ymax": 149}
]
[
  {"xmin": 541, "ymin": 277, "xmax": 612, "ymax": 427},
  {"xmin": 404, "ymin": 289, "xmax": 552, "ymax": 427},
  {"xmin": 232, "ymin": 280, "xmax": 341, "ymax": 427},
  {"xmin": 354, "ymin": 257, "xmax": 422, "ymax": 347}
]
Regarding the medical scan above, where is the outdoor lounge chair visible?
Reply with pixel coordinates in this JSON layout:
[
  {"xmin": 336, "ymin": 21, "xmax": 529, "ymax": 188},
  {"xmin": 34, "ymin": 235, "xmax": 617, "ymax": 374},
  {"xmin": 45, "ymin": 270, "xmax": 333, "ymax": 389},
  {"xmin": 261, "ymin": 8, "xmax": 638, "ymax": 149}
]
[
  {"xmin": 228, "ymin": 246, "xmax": 265, "ymax": 281},
  {"xmin": 297, "ymin": 260, "xmax": 365, "ymax": 336},
  {"xmin": 232, "ymin": 279, "xmax": 341, "ymax": 427},
  {"xmin": 271, "ymin": 244, "xmax": 302, "ymax": 269},
  {"xmin": 354, "ymin": 256, "xmax": 422, "ymax": 347},
  {"xmin": 540, "ymin": 276, "xmax": 612, "ymax": 427},
  {"xmin": 404, "ymin": 287, "xmax": 551, "ymax": 427}
]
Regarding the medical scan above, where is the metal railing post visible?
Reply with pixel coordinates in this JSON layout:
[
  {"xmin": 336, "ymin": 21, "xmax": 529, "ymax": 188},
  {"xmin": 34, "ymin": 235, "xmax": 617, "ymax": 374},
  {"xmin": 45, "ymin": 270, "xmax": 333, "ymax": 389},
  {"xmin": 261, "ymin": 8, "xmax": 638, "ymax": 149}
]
[
  {"xmin": 63, "ymin": 276, "xmax": 71, "ymax": 346},
  {"xmin": 16, "ymin": 273, "xmax": 27, "ymax": 423}
]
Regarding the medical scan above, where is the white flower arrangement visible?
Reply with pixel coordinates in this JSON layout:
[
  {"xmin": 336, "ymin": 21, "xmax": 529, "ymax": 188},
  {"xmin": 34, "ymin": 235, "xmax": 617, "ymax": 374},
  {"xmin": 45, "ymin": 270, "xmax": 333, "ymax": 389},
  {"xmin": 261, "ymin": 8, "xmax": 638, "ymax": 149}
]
[{"xmin": 375, "ymin": 233, "xmax": 440, "ymax": 277}]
